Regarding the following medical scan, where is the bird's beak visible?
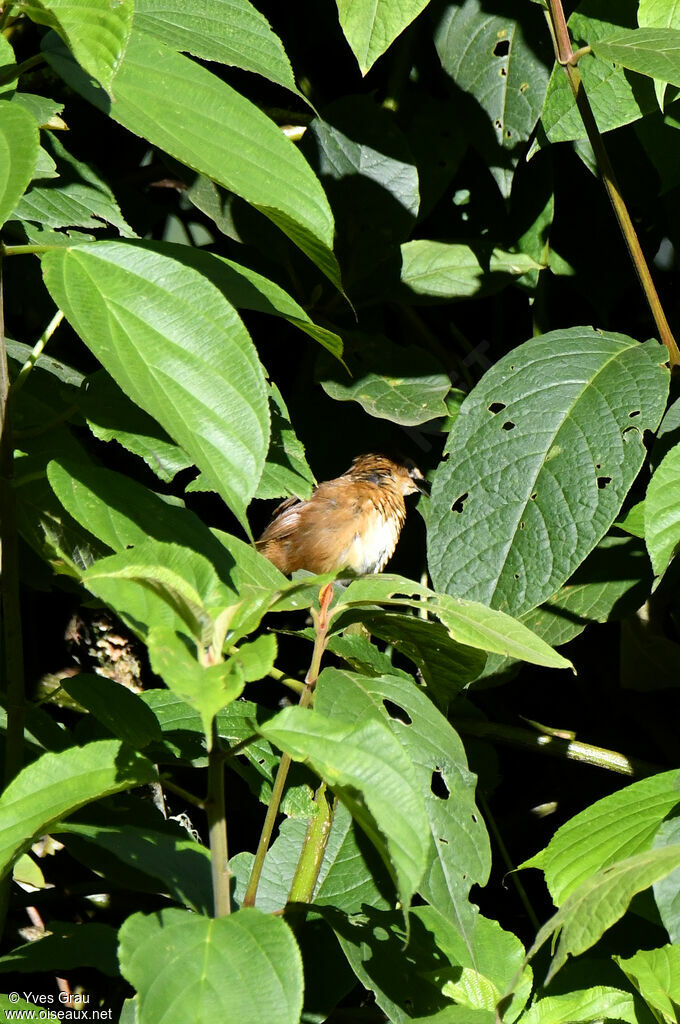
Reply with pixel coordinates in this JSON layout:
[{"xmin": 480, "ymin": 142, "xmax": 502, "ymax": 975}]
[{"xmin": 413, "ymin": 473, "xmax": 431, "ymax": 496}]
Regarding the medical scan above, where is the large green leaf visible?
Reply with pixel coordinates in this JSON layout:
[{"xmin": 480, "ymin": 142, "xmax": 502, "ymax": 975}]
[
  {"xmin": 0, "ymin": 100, "xmax": 39, "ymax": 228},
  {"xmin": 653, "ymin": 817, "xmax": 680, "ymax": 943},
  {"xmin": 428, "ymin": 329, "xmax": 669, "ymax": 616},
  {"xmin": 0, "ymin": 740, "xmax": 157, "ymax": 879},
  {"xmin": 259, "ymin": 703, "xmax": 429, "ymax": 911},
  {"xmin": 593, "ymin": 27, "xmax": 680, "ymax": 87},
  {"xmin": 134, "ymin": 0, "xmax": 302, "ymax": 98},
  {"xmin": 335, "ymin": 0, "xmax": 431, "ymax": 75},
  {"xmin": 22, "ymin": 0, "xmax": 133, "ymax": 95},
  {"xmin": 316, "ymin": 670, "xmax": 490, "ymax": 952},
  {"xmin": 541, "ymin": 1, "xmax": 657, "ymax": 143},
  {"xmin": 335, "ymin": 575, "xmax": 574, "ymax": 670},
  {"xmin": 318, "ymin": 335, "xmax": 450, "ymax": 426},
  {"xmin": 433, "ymin": 0, "xmax": 550, "ymax": 197},
  {"xmin": 400, "ymin": 240, "xmax": 542, "ymax": 301},
  {"xmin": 528, "ymin": 844, "xmax": 680, "ymax": 984},
  {"xmin": 521, "ymin": 770, "xmax": 680, "ymax": 906},
  {"xmin": 42, "ymin": 31, "xmax": 340, "ymax": 287},
  {"xmin": 644, "ymin": 441, "xmax": 680, "ymax": 577},
  {"xmin": 41, "ymin": 242, "xmax": 270, "ymax": 533},
  {"xmin": 118, "ymin": 907, "xmax": 303, "ymax": 1024}
]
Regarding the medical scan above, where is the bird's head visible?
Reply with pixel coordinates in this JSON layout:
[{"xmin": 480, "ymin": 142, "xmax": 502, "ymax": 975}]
[{"xmin": 347, "ymin": 454, "xmax": 430, "ymax": 496}]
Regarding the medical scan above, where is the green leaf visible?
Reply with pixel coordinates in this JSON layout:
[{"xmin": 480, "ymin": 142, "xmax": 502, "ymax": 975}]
[
  {"xmin": 541, "ymin": 1, "xmax": 658, "ymax": 143},
  {"xmin": 41, "ymin": 241, "xmax": 270, "ymax": 533},
  {"xmin": 315, "ymin": 670, "xmax": 490, "ymax": 950},
  {"xmin": 14, "ymin": 131, "xmax": 135, "ymax": 235},
  {"xmin": 259, "ymin": 703, "xmax": 430, "ymax": 910},
  {"xmin": 81, "ymin": 540, "xmax": 235, "ymax": 645},
  {"xmin": 528, "ymin": 844, "xmax": 680, "ymax": 984},
  {"xmin": 80, "ymin": 371, "xmax": 194, "ymax": 484},
  {"xmin": 231, "ymin": 803, "xmax": 392, "ymax": 914},
  {"xmin": 118, "ymin": 907, "xmax": 303, "ymax": 1024},
  {"xmin": 0, "ymin": 996, "xmax": 57, "ymax": 1019},
  {"xmin": 428, "ymin": 329, "xmax": 669, "ymax": 616},
  {"xmin": 10, "ymin": 91, "xmax": 64, "ymax": 128},
  {"xmin": 335, "ymin": 0, "xmax": 431, "ymax": 75},
  {"xmin": 0, "ymin": 922, "xmax": 118, "ymax": 976},
  {"xmin": 433, "ymin": 1, "xmax": 550, "ymax": 197},
  {"xmin": 22, "ymin": 0, "xmax": 133, "ymax": 95},
  {"xmin": 144, "ymin": 244, "xmax": 343, "ymax": 361},
  {"xmin": 400, "ymin": 240, "xmax": 543, "ymax": 301},
  {"xmin": 644, "ymin": 442, "xmax": 680, "ymax": 577},
  {"xmin": 615, "ymin": 944, "xmax": 680, "ymax": 1022},
  {"xmin": 358, "ymin": 613, "xmax": 486, "ymax": 706},
  {"xmin": 255, "ymin": 383, "xmax": 316, "ymax": 500},
  {"xmin": 47, "ymin": 456, "xmax": 235, "ymax": 579},
  {"xmin": 0, "ymin": 739, "xmax": 157, "ymax": 879},
  {"xmin": 318, "ymin": 335, "xmax": 450, "ymax": 426},
  {"xmin": 42, "ymin": 30, "xmax": 341, "ymax": 288},
  {"xmin": 57, "ymin": 817, "xmax": 213, "ymax": 913},
  {"xmin": 520, "ymin": 769, "xmax": 680, "ymax": 905},
  {"xmin": 60, "ymin": 673, "xmax": 162, "ymax": 749},
  {"xmin": 325, "ymin": 905, "xmax": 496, "ymax": 1024},
  {"xmin": 519, "ymin": 987, "xmax": 640, "ymax": 1024},
  {"xmin": 0, "ymin": 35, "xmax": 16, "ymax": 99},
  {"xmin": 134, "ymin": 0, "xmax": 302, "ymax": 99},
  {"xmin": 148, "ymin": 627, "xmax": 245, "ymax": 736},
  {"xmin": 416, "ymin": 906, "xmax": 531, "ymax": 1021},
  {"xmin": 0, "ymin": 100, "xmax": 40, "ymax": 228},
  {"xmin": 593, "ymin": 28, "xmax": 680, "ymax": 88},
  {"xmin": 335, "ymin": 575, "xmax": 574, "ymax": 669}
]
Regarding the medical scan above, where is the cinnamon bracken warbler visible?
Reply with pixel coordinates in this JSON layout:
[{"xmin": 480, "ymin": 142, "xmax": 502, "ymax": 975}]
[{"xmin": 256, "ymin": 453, "xmax": 429, "ymax": 575}]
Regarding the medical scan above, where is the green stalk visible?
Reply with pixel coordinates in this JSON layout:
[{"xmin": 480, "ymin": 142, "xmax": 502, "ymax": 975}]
[
  {"xmin": 455, "ymin": 718, "xmax": 659, "ymax": 777},
  {"xmin": 206, "ymin": 719, "xmax": 230, "ymax": 916},
  {"xmin": 287, "ymin": 783, "xmax": 334, "ymax": 906},
  {"xmin": 242, "ymin": 583, "xmax": 334, "ymax": 908},
  {"xmin": 11, "ymin": 309, "xmax": 64, "ymax": 397},
  {"xmin": 545, "ymin": 0, "xmax": 680, "ymax": 366}
]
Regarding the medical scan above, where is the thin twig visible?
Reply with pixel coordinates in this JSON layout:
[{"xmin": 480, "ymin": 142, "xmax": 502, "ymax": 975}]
[
  {"xmin": 545, "ymin": 0, "xmax": 680, "ymax": 366},
  {"xmin": 11, "ymin": 309, "xmax": 64, "ymax": 397}
]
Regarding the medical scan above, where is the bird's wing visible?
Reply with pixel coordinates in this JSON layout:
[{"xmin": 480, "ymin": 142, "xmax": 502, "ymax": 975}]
[{"xmin": 256, "ymin": 496, "xmax": 306, "ymax": 544}]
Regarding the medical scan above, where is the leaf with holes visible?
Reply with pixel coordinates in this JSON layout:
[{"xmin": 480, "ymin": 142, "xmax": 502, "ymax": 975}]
[
  {"xmin": 118, "ymin": 907, "xmax": 303, "ymax": 1024},
  {"xmin": 644, "ymin": 441, "xmax": 680, "ymax": 578},
  {"xmin": 41, "ymin": 241, "xmax": 269, "ymax": 533},
  {"xmin": 428, "ymin": 329, "xmax": 669, "ymax": 616},
  {"xmin": 315, "ymin": 669, "xmax": 490, "ymax": 951},
  {"xmin": 433, "ymin": 1, "xmax": 551, "ymax": 196}
]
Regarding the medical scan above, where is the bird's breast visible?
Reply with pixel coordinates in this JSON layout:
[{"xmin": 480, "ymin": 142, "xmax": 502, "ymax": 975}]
[{"xmin": 342, "ymin": 502, "xmax": 404, "ymax": 574}]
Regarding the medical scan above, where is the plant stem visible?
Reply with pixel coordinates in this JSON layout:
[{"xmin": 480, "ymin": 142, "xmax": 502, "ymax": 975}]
[
  {"xmin": 455, "ymin": 718, "xmax": 660, "ymax": 777},
  {"xmin": 545, "ymin": 0, "xmax": 680, "ymax": 366},
  {"xmin": 0, "ymin": 244, "xmax": 55, "ymax": 257},
  {"xmin": 0, "ymin": 252, "xmax": 26, "ymax": 940},
  {"xmin": 206, "ymin": 719, "xmax": 230, "ymax": 916},
  {"xmin": 242, "ymin": 583, "xmax": 334, "ymax": 908},
  {"xmin": 287, "ymin": 783, "xmax": 334, "ymax": 905},
  {"xmin": 11, "ymin": 309, "xmax": 64, "ymax": 397},
  {"xmin": 0, "ymin": 52, "xmax": 44, "ymax": 86}
]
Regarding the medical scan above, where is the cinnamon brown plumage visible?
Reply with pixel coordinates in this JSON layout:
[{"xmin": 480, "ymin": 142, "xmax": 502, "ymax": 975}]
[{"xmin": 256, "ymin": 454, "xmax": 428, "ymax": 575}]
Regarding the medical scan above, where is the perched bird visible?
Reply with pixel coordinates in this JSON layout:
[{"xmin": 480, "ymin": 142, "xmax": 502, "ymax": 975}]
[{"xmin": 256, "ymin": 453, "xmax": 429, "ymax": 576}]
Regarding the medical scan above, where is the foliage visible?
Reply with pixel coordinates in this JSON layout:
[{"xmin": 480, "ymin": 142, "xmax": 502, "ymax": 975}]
[{"xmin": 1, "ymin": 0, "xmax": 680, "ymax": 1020}]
